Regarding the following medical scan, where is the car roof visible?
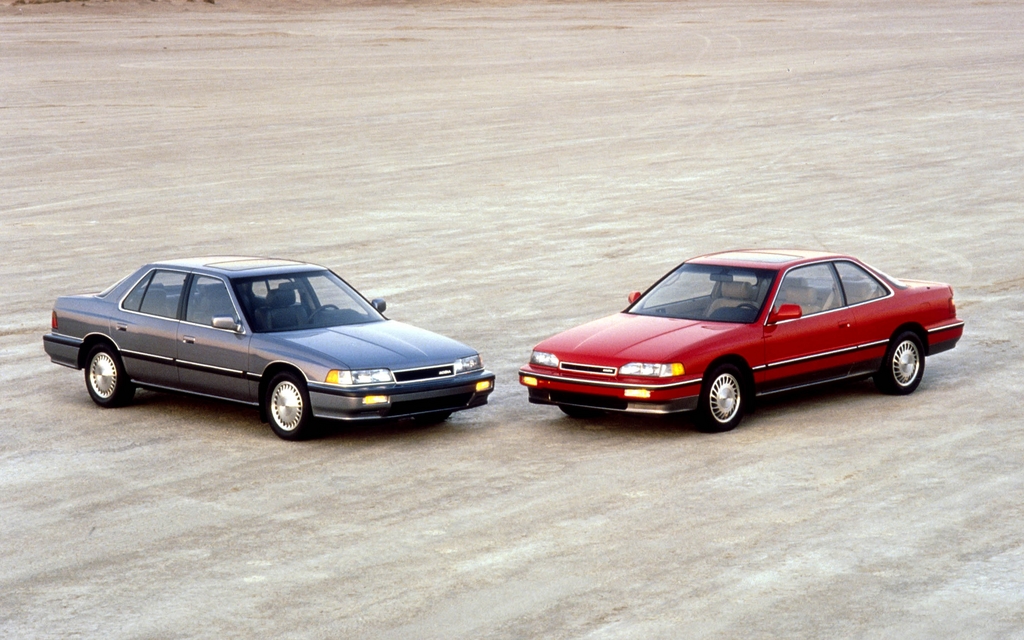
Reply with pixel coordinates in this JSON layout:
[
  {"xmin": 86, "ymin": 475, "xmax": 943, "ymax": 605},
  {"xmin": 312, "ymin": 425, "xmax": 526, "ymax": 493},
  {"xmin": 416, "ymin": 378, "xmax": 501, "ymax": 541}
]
[
  {"xmin": 686, "ymin": 249, "xmax": 852, "ymax": 269},
  {"xmin": 147, "ymin": 256, "xmax": 326, "ymax": 278}
]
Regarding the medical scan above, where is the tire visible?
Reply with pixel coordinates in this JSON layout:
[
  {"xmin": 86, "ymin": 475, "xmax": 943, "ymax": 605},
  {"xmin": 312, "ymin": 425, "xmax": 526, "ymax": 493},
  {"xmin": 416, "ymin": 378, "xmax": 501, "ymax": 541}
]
[
  {"xmin": 696, "ymin": 364, "xmax": 745, "ymax": 433},
  {"xmin": 413, "ymin": 411, "xmax": 453, "ymax": 426},
  {"xmin": 84, "ymin": 344, "xmax": 135, "ymax": 408},
  {"xmin": 266, "ymin": 372, "xmax": 315, "ymax": 440},
  {"xmin": 875, "ymin": 331, "xmax": 925, "ymax": 395},
  {"xmin": 559, "ymin": 405, "xmax": 606, "ymax": 419}
]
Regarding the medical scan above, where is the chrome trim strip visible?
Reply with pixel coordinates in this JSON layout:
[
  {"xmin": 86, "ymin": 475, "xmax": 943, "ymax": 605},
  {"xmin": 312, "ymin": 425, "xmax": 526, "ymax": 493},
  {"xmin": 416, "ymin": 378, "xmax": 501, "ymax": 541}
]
[
  {"xmin": 769, "ymin": 345, "xmax": 859, "ymax": 368},
  {"xmin": 121, "ymin": 348, "xmax": 174, "ymax": 363},
  {"xmin": 44, "ymin": 332, "xmax": 84, "ymax": 346},
  {"xmin": 176, "ymin": 359, "xmax": 246, "ymax": 377},
  {"xmin": 521, "ymin": 369, "xmax": 702, "ymax": 390},
  {"xmin": 928, "ymin": 321, "xmax": 965, "ymax": 333},
  {"xmin": 134, "ymin": 381, "xmax": 259, "ymax": 407},
  {"xmin": 756, "ymin": 371, "xmax": 872, "ymax": 397},
  {"xmin": 860, "ymin": 338, "xmax": 889, "ymax": 348}
]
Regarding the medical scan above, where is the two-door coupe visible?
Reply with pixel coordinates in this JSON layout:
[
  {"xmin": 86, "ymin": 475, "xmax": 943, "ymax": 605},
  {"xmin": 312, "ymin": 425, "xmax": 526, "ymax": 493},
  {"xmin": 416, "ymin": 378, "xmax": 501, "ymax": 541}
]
[
  {"xmin": 43, "ymin": 257, "xmax": 494, "ymax": 440},
  {"xmin": 519, "ymin": 250, "xmax": 963, "ymax": 432}
]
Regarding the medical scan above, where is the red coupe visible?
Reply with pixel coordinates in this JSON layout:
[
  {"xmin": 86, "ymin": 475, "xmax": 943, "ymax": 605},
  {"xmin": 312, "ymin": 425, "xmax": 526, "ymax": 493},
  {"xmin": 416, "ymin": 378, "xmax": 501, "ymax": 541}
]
[{"xmin": 519, "ymin": 250, "xmax": 963, "ymax": 432}]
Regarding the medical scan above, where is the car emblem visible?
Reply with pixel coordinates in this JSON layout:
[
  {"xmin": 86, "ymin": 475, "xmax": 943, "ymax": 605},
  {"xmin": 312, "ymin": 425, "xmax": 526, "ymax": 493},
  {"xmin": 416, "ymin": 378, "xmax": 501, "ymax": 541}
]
[{"xmin": 438, "ymin": 369, "xmax": 453, "ymax": 376}]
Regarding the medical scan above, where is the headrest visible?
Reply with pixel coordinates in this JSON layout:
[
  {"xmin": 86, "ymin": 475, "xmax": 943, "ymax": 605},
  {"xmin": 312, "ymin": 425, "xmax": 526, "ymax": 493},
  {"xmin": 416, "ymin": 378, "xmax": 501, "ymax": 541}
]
[
  {"xmin": 267, "ymin": 286, "xmax": 297, "ymax": 309},
  {"xmin": 720, "ymin": 281, "xmax": 755, "ymax": 300}
]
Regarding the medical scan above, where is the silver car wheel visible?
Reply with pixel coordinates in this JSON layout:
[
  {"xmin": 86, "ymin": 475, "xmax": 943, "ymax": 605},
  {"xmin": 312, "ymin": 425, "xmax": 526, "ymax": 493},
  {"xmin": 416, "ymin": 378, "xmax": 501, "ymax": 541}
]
[
  {"xmin": 709, "ymin": 372, "xmax": 741, "ymax": 423},
  {"xmin": 892, "ymin": 340, "xmax": 920, "ymax": 386},
  {"xmin": 89, "ymin": 351, "xmax": 118, "ymax": 399},
  {"xmin": 270, "ymin": 380, "xmax": 304, "ymax": 431}
]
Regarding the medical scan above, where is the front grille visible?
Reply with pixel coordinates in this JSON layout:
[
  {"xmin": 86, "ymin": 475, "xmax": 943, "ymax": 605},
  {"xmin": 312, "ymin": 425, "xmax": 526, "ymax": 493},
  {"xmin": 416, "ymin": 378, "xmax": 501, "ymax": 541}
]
[
  {"xmin": 394, "ymin": 364, "xmax": 455, "ymax": 383},
  {"xmin": 388, "ymin": 393, "xmax": 473, "ymax": 416},
  {"xmin": 560, "ymin": 362, "xmax": 617, "ymax": 376},
  {"xmin": 550, "ymin": 391, "xmax": 628, "ymax": 411}
]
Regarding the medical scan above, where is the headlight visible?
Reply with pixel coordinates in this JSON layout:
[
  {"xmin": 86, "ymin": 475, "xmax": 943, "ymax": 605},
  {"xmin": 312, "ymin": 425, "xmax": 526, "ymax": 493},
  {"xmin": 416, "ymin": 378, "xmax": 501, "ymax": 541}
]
[
  {"xmin": 454, "ymin": 354, "xmax": 483, "ymax": 373},
  {"xmin": 618, "ymin": 362, "xmax": 684, "ymax": 377},
  {"xmin": 325, "ymin": 368, "xmax": 394, "ymax": 385},
  {"xmin": 530, "ymin": 351, "xmax": 560, "ymax": 368}
]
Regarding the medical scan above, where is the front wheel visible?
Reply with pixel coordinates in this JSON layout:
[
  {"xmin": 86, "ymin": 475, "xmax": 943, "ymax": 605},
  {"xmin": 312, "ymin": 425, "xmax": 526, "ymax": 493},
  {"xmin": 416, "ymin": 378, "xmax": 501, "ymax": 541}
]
[
  {"xmin": 875, "ymin": 332, "xmax": 925, "ymax": 395},
  {"xmin": 85, "ymin": 344, "xmax": 135, "ymax": 408},
  {"xmin": 266, "ymin": 372, "xmax": 315, "ymax": 440},
  {"xmin": 696, "ymin": 364, "xmax": 745, "ymax": 433}
]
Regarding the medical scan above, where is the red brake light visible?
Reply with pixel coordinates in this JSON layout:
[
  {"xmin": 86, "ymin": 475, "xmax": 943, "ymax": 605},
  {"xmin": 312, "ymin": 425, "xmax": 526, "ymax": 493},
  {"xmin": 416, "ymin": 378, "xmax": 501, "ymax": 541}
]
[
  {"xmin": 948, "ymin": 287, "xmax": 956, "ymax": 316},
  {"xmin": 51, "ymin": 310, "xmax": 58, "ymax": 330}
]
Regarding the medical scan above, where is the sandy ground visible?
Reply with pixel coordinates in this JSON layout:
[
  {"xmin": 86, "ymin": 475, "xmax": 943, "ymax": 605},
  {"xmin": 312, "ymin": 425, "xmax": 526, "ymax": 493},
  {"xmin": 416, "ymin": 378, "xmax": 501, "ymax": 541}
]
[{"xmin": 2, "ymin": 1, "xmax": 1023, "ymax": 637}]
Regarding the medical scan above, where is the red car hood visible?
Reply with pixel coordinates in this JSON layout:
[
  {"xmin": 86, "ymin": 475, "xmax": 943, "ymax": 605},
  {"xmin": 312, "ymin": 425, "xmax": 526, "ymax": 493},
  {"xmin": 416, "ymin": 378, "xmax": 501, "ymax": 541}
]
[{"xmin": 535, "ymin": 313, "xmax": 740, "ymax": 364}]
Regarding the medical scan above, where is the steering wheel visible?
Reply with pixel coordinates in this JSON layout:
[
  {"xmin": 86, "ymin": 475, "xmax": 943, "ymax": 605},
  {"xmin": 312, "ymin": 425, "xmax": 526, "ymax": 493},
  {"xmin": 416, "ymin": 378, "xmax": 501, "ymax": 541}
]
[{"xmin": 308, "ymin": 304, "xmax": 340, "ymax": 324}]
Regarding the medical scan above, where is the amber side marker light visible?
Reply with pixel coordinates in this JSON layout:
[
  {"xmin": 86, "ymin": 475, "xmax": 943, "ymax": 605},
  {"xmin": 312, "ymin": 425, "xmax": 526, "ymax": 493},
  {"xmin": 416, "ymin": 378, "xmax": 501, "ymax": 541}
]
[
  {"xmin": 624, "ymin": 388, "xmax": 651, "ymax": 399},
  {"xmin": 522, "ymin": 376, "xmax": 538, "ymax": 387},
  {"xmin": 362, "ymin": 395, "xmax": 389, "ymax": 405},
  {"xmin": 476, "ymin": 380, "xmax": 492, "ymax": 392}
]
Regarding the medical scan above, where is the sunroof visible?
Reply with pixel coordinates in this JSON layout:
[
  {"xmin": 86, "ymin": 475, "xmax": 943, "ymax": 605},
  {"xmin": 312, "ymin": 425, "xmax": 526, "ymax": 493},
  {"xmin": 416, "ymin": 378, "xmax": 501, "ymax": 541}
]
[
  {"xmin": 206, "ymin": 258, "xmax": 304, "ymax": 271},
  {"xmin": 709, "ymin": 251, "xmax": 799, "ymax": 263}
]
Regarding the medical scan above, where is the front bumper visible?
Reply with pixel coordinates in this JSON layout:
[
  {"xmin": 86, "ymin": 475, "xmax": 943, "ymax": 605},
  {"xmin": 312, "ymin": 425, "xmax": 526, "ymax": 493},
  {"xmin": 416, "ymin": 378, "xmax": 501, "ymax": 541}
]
[
  {"xmin": 307, "ymin": 370, "xmax": 495, "ymax": 421},
  {"xmin": 519, "ymin": 367, "xmax": 701, "ymax": 415}
]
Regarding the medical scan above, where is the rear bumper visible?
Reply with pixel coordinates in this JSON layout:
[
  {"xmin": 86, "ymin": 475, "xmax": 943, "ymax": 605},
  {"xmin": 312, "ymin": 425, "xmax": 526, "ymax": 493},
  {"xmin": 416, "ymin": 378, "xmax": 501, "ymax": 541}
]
[
  {"xmin": 927, "ymin": 320, "xmax": 964, "ymax": 356},
  {"xmin": 43, "ymin": 333, "xmax": 83, "ymax": 369},
  {"xmin": 520, "ymin": 367, "xmax": 701, "ymax": 415},
  {"xmin": 307, "ymin": 370, "xmax": 495, "ymax": 421}
]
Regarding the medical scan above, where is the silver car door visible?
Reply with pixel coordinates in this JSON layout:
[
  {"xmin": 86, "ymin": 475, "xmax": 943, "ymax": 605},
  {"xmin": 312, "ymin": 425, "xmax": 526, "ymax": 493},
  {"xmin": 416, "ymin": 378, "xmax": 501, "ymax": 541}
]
[
  {"xmin": 115, "ymin": 268, "xmax": 186, "ymax": 388},
  {"xmin": 176, "ymin": 275, "xmax": 252, "ymax": 402}
]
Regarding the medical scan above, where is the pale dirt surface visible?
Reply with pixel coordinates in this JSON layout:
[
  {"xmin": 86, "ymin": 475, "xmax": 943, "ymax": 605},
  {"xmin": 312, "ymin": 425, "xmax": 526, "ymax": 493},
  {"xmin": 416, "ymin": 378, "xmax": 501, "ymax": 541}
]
[{"xmin": 2, "ymin": 1, "xmax": 1023, "ymax": 637}]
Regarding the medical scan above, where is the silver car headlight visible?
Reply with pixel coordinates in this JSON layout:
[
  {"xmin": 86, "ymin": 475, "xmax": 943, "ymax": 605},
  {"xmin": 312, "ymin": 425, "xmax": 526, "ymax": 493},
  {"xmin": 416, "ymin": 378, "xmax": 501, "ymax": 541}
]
[
  {"xmin": 530, "ymin": 351, "xmax": 560, "ymax": 368},
  {"xmin": 454, "ymin": 354, "xmax": 483, "ymax": 373},
  {"xmin": 618, "ymin": 362, "xmax": 685, "ymax": 377},
  {"xmin": 326, "ymin": 368, "xmax": 395, "ymax": 385}
]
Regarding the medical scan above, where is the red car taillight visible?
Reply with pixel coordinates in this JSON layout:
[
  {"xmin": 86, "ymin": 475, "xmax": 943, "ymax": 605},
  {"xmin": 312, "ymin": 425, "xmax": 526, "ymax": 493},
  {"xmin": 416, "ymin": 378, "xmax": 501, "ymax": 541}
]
[
  {"xmin": 51, "ymin": 310, "xmax": 58, "ymax": 330},
  {"xmin": 948, "ymin": 287, "xmax": 956, "ymax": 316}
]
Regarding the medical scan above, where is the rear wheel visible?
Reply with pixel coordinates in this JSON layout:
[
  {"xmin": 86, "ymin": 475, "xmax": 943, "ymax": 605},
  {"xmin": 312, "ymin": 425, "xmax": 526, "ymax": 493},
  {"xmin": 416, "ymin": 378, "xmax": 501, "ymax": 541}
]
[
  {"xmin": 875, "ymin": 332, "xmax": 925, "ymax": 395},
  {"xmin": 266, "ymin": 372, "xmax": 314, "ymax": 440},
  {"xmin": 696, "ymin": 364, "xmax": 744, "ymax": 433},
  {"xmin": 85, "ymin": 344, "xmax": 135, "ymax": 408}
]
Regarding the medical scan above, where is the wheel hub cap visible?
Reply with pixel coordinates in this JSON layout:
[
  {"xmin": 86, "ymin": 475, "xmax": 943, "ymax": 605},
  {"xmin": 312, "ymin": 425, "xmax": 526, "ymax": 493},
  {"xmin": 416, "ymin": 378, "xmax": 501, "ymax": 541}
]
[
  {"xmin": 271, "ymin": 382, "xmax": 303, "ymax": 431},
  {"xmin": 893, "ymin": 341, "xmax": 919, "ymax": 386},
  {"xmin": 710, "ymin": 374, "xmax": 740, "ymax": 423},
  {"xmin": 90, "ymin": 353, "xmax": 117, "ymax": 398}
]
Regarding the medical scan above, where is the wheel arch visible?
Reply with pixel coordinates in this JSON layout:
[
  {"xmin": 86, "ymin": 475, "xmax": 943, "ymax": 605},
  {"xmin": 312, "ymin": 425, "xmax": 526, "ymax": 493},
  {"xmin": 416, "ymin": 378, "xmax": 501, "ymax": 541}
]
[
  {"xmin": 257, "ymin": 362, "xmax": 309, "ymax": 423},
  {"xmin": 890, "ymin": 322, "xmax": 928, "ymax": 354},
  {"xmin": 77, "ymin": 333, "xmax": 121, "ymax": 369},
  {"xmin": 702, "ymin": 354, "xmax": 757, "ymax": 413}
]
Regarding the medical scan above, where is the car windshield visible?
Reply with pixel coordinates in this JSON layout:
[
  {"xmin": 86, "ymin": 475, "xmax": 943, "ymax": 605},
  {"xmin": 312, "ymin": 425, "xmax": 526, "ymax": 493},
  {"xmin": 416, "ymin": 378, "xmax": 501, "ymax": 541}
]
[
  {"xmin": 231, "ymin": 270, "xmax": 382, "ymax": 332},
  {"xmin": 629, "ymin": 263, "xmax": 777, "ymax": 323}
]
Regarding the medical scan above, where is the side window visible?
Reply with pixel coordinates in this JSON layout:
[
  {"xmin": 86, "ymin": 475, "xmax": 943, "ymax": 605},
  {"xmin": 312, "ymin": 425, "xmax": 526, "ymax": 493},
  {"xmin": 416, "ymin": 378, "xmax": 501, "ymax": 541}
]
[
  {"xmin": 835, "ymin": 261, "xmax": 888, "ymax": 305},
  {"xmin": 138, "ymin": 270, "xmax": 187, "ymax": 319},
  {"xmin": 185, "ymin": 276, "xmax": 238, "ymax": 327},
  {"xmin": 775, "ymin": 264, "xmax": 843, "ymax": 316},
  {"xmin": 122, "ymin": 272, "xmax": 153, "ymax": 312}
]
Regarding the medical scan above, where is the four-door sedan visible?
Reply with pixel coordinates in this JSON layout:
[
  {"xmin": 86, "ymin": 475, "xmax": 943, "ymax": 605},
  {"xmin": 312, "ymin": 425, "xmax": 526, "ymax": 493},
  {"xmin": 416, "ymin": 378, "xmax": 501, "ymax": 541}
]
[
  {"xmin": 43, "ymin": 257, "xmax": 494, "ymax": 440},
  {"xmin": 519, "ymin": 250, "xmax": 964, "ymax": 432}
]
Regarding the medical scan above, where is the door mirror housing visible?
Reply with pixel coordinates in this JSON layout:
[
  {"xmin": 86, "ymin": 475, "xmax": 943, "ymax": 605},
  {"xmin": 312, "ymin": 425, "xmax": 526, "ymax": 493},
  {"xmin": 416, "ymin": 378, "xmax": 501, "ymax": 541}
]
[
  {"xmin": 768, "ymin": 304, "xmax": 802, "ymax": 324},
  {"xmin": 211, "ymin": 316, "xmax": 242, "ymax": 332},
  {"xmin": 371, "ymin": 298, "xmax": 387, "ymax": 313},
  {"xmin": 627, "ymin": 291, "xmax": 642, "ymax": 305}
]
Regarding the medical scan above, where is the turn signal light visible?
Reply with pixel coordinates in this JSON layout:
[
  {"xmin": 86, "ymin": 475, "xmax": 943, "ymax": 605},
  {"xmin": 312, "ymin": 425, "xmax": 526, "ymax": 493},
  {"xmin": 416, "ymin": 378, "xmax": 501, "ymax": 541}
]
[
  {"xmin": 624, "ymin": 388, "xmax": 651, "ymax": 399},
  {"xmin": 362, "ymin": 395, "xmax": 389, "ymax": 405},
  {"xmin": 522, "ymin": 376, "xmax": 538, "ymax": 387}
]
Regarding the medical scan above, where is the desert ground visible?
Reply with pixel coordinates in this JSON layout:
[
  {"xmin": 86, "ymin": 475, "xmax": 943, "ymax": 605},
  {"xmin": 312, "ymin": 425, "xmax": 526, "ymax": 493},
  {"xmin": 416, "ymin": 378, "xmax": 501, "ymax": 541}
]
[{"xmin": 2, "ymin": 0, "xmax": 1023, "ymax": 637}]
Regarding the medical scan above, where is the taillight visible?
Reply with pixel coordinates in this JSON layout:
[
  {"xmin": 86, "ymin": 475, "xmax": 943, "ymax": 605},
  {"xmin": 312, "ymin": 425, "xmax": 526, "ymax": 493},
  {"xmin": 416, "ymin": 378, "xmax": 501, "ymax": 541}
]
[
  {"xmin": 948, "ymin": 287, "xmax": 956, "ymax": 316},
  {"xmin": 51, "ymin": 310, "xmax": 58, "ymax": 330}
]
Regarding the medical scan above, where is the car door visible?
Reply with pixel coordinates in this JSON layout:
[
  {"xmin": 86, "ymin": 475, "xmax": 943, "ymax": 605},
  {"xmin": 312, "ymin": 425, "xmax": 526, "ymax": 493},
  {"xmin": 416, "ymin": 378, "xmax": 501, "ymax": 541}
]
[
  {"xmin": 761, "ymin": 262, "xmax": 857, "ymax": 392},
  {"xmin": 176, "ymin": 274, "xmax": 252, "ymax": 402},
  {"xmin": 834, "ymin": 260, "xmax": 894, "ymax": 376},
  {"xmin": 114, "ymin": 268, "xmax": 187, "ymax": 388}
]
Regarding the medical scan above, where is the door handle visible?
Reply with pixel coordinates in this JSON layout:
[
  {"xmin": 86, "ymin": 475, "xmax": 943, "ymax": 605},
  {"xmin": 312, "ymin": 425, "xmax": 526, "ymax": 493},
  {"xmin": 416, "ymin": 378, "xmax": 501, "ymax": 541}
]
[
  {"xmin": 116, "ymin": 323, "xmax": 128, "ymax": 332},
  {"xmin": 182, "ymin": 336, "xmax": 196, "ymax": 344},
  {"xmin": 838, "ymin": 322, "xmax": 851, "ymax": 329}
]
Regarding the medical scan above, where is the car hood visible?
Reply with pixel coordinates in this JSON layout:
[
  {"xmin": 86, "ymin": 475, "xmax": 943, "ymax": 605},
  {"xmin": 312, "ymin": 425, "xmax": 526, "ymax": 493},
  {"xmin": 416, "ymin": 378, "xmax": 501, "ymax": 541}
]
[
  {"xmin": 535, "ymin": 313, "xmax": 742, "ymax": 363},
  {"xmin": 261, "ymin": 320, "xmax": 476, "ymax": 370}
]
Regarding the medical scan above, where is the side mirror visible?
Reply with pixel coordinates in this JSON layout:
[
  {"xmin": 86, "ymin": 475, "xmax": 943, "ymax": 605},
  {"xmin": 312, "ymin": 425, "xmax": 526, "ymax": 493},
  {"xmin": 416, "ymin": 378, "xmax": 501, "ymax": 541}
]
[
  {"xmin": 371, "ymin": 298, "xmax": 387, "ymax": 313},
  {"xmin": 212, "ymin": 316, "xmax": 242, "ymax": 332},
  {"xmin": 627, "ymin": 291, "xmax": 642, "ymax": 304},
  {"xmin": 768, "ymin": 304, "xmax": 802, "ymax": 324}
]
